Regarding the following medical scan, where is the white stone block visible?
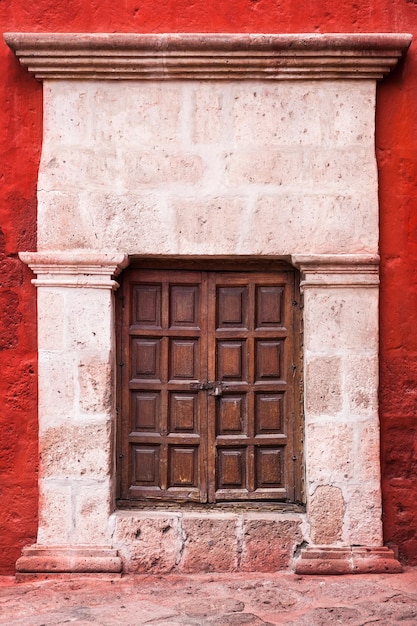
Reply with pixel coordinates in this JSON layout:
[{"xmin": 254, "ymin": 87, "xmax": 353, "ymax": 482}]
[
  {"xmin": 343, "ymin": 483, "xmax": 383, "ymax": 546},
  {"xmin": 303, "ymin": 288, "xmax": 378, "ymax": 354},
  {"xmin": 305, "ymin": 356, "xmax": 343, "ymax": 417},
  {"xmin": 306, "ymin": 421, "xmax": 355, "ymax": 483},
  {"xmin": 37, "ymin": 481, "xmax": 72, "ymax": 545},
  {"xmin": 231, "ymin": 82, "xmax": 324, "ymax": 146},
  {"xmin": 172, "ymin": 196, "xmax": 248, "ymax": 255},
  {"xmin": 37, "ymin": 290, "xmax": 65, "ymax": 351},
  {"xmin": 65, "ymin": 288, "xmax": 113, "ymax": 352},
  {"xmin": 92, "ymin": 82, "xmax": 182, "ymax": 146},
  {"xmin": 38, "ymin": 350, "xmax": 76, "ymax": 421},
  {"xmin": 40, "ymin": 421, "xmax": 112, "ymax": 480},
  {"xmin": 73, "ymin": 481, "xmax": 113, "ymax": 544},
  {"xmin": 44, "ymin": 82, "xmax": 94, "ymax": 146},
  {"xmin": 77, "ymin": 353, "xmax": 113, "ymax": 415},
  {"xmin": 345, "ymin": 355, "xmax": 378, "ymax": 416}
]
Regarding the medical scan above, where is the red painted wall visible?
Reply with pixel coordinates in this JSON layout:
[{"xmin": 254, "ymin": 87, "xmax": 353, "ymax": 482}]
[{"xmin": 1, "ymin": 0, "xmax": 417, "ymax": 573}]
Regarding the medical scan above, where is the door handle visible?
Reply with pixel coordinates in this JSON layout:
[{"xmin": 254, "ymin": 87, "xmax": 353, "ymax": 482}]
[
  {"xmin": 210, "ymin": 383, "xmax": 223, "ymax": 397},
  {"xmin": 189, "ymin": 381, "xmax": 224, "ymax": 396}
]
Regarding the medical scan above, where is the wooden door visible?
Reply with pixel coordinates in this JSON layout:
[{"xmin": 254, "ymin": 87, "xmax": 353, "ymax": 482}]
[{"xmin": 117, "ymin": 265, "xmax": 300, "ymax": 505}]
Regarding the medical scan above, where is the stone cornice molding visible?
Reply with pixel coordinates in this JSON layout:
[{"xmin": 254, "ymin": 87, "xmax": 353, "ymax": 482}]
[
  {"xmin": 19, "ymin": 251, "xmax": 129, "ymax": 289},
  {"xmin": 291, "ymin": 254, "xmax": 380, "ymax": 288},
  {"xmin": 4, "ymin": 32, "xmax": 412, "ymax": 81}
]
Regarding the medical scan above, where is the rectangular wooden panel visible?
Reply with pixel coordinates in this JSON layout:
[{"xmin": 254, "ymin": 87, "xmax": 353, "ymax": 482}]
[
  {"xmin": 217, "ymin": 394, "xmax": 246, "ymax": 435},
  {"xmin": 132, "ymin": 446, "xmax": 160, "ymax": 485},
  {"xmin": 133, "ymin": 284, "xmax": 161, "ymax": 327},
  {"xmin": 217, "ymin": 341, "xmax": 246, "ymax": 381},
  {"xmin": 217, "ymin": 449, "xmax": 245, "ymax": 489},
  {"xmin": 255, "ymin": 340, "xmax": 282, "ymax": 380},
  {"xmin": 132, "ymin": 338, "xmax": 161, "ymax": 380},
  {"xmin": 169, "ymin": 393, "xmax": 198, "ymax": 433},
  {"xmin": 170, "ymin": 285, "xmax": 199, "ymax": 328},
  {"xmin": 132, "ymin": 392, "xmax": 160, "ymax": 432},
  {"xmin": 255, "ymin": 448, "xmax": 283, "ymax": 488},
  {"xmin": 169, "ymin": 339, "xmax": 198, "ymax": 380},
  {"xmin": 256, "ymin": 285, "xmax": 284, "ymax": 328},
  {"xmin": 217, "ymin": 286, "xmax": 248, "ymax": 329},
  {"xmin": 168, "ymin": 447, "xmax": 198, "ymax": 487},
  {"xmin": 255, "ymin": 393, "xmax": 283, "ymax": 434}
]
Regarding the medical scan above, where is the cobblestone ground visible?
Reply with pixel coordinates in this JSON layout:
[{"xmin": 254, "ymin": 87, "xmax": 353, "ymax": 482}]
[{"xmin": 1, "ymin": 569, "xmax": 417, "ymax": 625}]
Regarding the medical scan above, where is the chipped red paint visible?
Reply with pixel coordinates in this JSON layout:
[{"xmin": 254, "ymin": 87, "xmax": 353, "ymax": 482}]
[{"xmin": 1, "ymin": 0, "xmax": 417, "ymax": 573}]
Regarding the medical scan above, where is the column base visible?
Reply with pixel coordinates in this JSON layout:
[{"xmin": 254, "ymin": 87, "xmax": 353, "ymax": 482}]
[
  {"xmin": 295, "ymin": 546, "xmax": 402, "ymax": 575},
  {"xmin": 15, "ymin": 545, "xmax": 123, "ymax": 576}
]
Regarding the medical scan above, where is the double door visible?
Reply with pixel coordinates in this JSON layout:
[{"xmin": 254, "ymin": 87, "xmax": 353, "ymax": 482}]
[{"xmin": 117, "ymin": 266, "xmax": 300, "ymax": 504}]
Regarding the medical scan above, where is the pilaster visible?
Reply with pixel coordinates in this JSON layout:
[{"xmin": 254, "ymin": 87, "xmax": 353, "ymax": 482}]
[{"xmin": 16, "ymin": 251, "xmax": 128, "ymax": 574}]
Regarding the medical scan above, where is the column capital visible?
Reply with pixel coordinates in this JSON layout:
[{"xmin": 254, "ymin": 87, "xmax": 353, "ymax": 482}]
[
  {"xmin": 291, "ymin": 254, "xmax": 379, "ymax": 288},
  {"xmin": 19, "ymin": 250, "xmax": 129, "ymax": 289}
]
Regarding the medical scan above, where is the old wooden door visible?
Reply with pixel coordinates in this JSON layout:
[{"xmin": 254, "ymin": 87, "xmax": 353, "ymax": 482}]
[{"xmin": 117, "ymin": 265, "xmax": 300, "ymax": 505}]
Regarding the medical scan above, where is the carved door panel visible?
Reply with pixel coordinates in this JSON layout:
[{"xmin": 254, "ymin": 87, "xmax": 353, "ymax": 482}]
[
  {"xmin": 208, "ymin": 272, "xmax": 294, "ymax": 502},
  {"xmin": 118, "ymin": 267, "xmax": 299, "ymax": 504}
]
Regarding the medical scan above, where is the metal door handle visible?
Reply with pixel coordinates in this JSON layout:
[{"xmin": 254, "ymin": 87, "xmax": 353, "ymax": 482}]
[
  {"xmin": 189, "ymin": 381, "xmax": 224, "ymax": 396},
  {"xmin": 210, "ymin": 384, "xmax": 223, "ymax": 397}
]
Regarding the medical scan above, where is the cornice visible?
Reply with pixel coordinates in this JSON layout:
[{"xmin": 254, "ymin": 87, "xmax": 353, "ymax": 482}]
[
  {"xmin": 291, "ymin": 254, "xmax": 380, "ymax": 288},
  {"xmin": 4, "ymin": 32, "xmax": 412, "ymax": 81},
  {"xmin": 19, "ymin": 250, "xmax": 129, "ymax": 289}
]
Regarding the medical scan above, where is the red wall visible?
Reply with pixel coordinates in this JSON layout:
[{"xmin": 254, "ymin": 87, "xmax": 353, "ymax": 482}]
[{"xmin": 1, "ymin": 0, "xmax": 417, "ymax": 573}]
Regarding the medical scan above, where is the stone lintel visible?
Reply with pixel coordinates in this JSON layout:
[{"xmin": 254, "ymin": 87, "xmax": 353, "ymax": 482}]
[
  {"xmin": 4, "ymin": 32, "xmax": 411, "ymax": 81},
  {"xmin": 295, "ymin": 546, "xmax": 402, "ymax": 575},
  {"xmin": 16, "ymin": 545, "xmax": 123, "ymax": 574},
  {"xmin": 19, "ymin": 250, "xmax": 129, "ymax": 289},
  {"xmin": 291, "ymin": 254, "xmax": 380, "ymax": 288}
]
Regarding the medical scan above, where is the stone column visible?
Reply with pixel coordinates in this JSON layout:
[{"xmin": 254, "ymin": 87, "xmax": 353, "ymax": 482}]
[
  {"xmin": 16, "ymin": 251, "xmax": 128, "ymax": 575},
  {"xmin": 292, "ymin": 254, "xmax": 401, "ymax": 574}
]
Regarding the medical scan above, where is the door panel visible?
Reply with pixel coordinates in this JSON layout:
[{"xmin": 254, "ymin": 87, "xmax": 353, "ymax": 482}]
[{"xmin": 118, "ymin": 266, "xmax": 299, "ymax": 504}]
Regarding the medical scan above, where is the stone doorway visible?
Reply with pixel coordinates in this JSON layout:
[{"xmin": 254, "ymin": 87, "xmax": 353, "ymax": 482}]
[{"xmin": 6, "ymin": 32, "xmax": 411, "ymax": 574}]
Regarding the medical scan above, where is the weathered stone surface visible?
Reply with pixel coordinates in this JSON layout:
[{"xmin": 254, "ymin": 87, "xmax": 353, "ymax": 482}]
[
  {"xmin": 4, "ymin": 566, "xmax": 417, "ymax": 624},
  {"xmin": 77, "ymin": 354, "xmax": 112, "ymax": 414},
  {"xmin": 181, "ymin": 516, "xmax": 238, "ymax": 572},
  {"xmin": 345, "ymin": 355, "xmax": 378, "ymax": 416},
  {"xmin": 16, "ymin": 546, "xmax": 122, "ymax": 574},
  {"xmin": 231, "ymin": 83, "xmax": 324, "ymax": 146},
  {"xmin": 295, "ymin": 546, "xmax": 402, "ymax": 575},
  {"xmin": 73, "ymin": 482, "xmax": 113, "ymax": 545},
  {"xmin": 309, "ymin": 485, "xmax": 344, "ymax": 544},
  {"xmin": 37, "ymin": 291, "xmax": 65, "ymax": 351},
  {"xmin": 37, "ymin": 482, "xmax": 72, "ymax": 545},
  {"xmin": 240, "ymin": 518, "xmax": 302, "ymax": 572},
  {"xmin": 65, "ymin": 289, "xmax": 112, "ymax": 351},
  {"xmin": 112, "ymin": 514, "xmax": 180, "ymax": 574},
  {"xmin": 306, "ymin": 421, "xmax": 355, "ymax": 483},
  {"xmin": 344, "ymin": 484, "xmax": 383, "ymax": 546},
  {"xmin": 303, "ymin": 287, "xmax": 378, "ymax": 353},
  {"xmin": 37, "ymin": 191, "xmax": 91, "ymax": 250},
  {"xmin": 173, "ymin": 197, "xmax": 246, "ymax": 254},
  {"xmin": 40, "ymin": 421, "xmax": 112, "ymax": 479},
  {"xmin": 305, "ymin": 356, "xmax": 343, "ymax": 416},
  {"xmin": 92, "ymin": 82, "xmax": 182, "ymax": 146},
  {"xmin": 38, "ymin": 351, "xmax": 76, "ymax": 422}
]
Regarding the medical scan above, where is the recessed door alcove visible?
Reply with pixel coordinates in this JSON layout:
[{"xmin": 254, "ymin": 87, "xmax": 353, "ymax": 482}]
[{"xmin": 6, "ymin": 32, "xmax": 411, "ymax": 574}]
